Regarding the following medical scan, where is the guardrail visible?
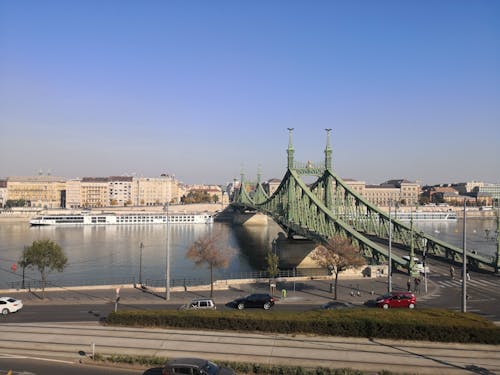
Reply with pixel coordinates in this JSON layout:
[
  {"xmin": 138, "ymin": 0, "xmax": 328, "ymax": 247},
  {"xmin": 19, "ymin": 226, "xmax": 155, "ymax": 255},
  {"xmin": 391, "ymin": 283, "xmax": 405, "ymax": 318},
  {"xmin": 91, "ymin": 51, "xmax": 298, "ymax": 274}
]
[{"xmin": 6, "ymin": 269, "xmax": 329, "ymax": 290}]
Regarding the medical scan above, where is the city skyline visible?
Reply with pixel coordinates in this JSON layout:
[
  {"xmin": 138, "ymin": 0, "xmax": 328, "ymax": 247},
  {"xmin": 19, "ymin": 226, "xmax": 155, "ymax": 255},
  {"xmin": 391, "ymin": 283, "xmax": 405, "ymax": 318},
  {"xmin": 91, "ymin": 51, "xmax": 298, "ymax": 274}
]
[{"xmin": 1, "ymin": 1, "xmax": 499, "ymax": 185}]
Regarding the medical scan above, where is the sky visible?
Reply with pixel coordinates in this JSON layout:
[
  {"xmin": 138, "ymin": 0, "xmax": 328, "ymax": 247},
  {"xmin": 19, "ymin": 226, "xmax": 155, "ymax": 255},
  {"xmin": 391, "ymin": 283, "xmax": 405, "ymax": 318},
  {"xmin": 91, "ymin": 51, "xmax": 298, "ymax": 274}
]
[{"xmin": 0, "ymin": 1, "xmax": 499, "ymax": 186}]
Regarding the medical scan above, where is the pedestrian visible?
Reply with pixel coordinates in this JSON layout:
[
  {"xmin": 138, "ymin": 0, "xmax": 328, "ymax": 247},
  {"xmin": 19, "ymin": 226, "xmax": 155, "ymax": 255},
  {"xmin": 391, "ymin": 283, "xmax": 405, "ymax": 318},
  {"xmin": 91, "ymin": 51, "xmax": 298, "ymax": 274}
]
[
  {"xmin": 450, "ymin": 265, "xmax": 455, "ymax": 280},
  {"xmin": 414, "ymin": 277, "xmax": 421, "ymax": 294},
  {"xmin": 407, "ymin": 278, "xmax": 411, "ymax": 292},
  {"xmin": 281, "ymin": 289, "xmax": 287, "ymax": 299},
  {"xmin": 466, "ymin": 271, "xmax": 471, "ymax": 281}
]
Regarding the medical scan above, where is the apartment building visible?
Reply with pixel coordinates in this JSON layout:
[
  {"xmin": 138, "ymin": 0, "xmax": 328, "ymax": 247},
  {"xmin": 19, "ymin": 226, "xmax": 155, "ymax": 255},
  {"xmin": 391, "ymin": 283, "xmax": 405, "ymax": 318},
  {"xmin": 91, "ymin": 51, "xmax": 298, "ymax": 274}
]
[
  {"xmin": 0, "ymin": 179, "xmax": 7, "ymax": 207},
  {"xmin": 134, "ymin": 175, "xmax": 179, "ymax": 206},
  {"xmin": 263, "ymin": 178, "xmax": 281, "ymax": 197},
  {"xmin": 5, "ymin": 176, "xmax": 67, "ymax": 208},
  {"xmin": 109, "ymin": 176, "xmax": 134, "ymax": 206},
  {"xmin": 81, "ymin": 177, "xmax": 109, "ymax": 208},
  {"xmin": 343, "ymin": 178, "xmax": 420, "ymax": 207},
  {"xmin": 66, "ymin": 179, "xmax": 82, "ymax": 208}
]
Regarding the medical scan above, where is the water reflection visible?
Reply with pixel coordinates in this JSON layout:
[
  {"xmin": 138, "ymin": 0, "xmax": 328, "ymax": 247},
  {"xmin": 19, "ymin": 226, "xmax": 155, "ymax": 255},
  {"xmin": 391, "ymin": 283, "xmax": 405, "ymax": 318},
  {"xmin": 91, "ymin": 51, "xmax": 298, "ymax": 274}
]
[{"xmin": 0, "ymin": 217, "xmax": 497, "ymax": 287}]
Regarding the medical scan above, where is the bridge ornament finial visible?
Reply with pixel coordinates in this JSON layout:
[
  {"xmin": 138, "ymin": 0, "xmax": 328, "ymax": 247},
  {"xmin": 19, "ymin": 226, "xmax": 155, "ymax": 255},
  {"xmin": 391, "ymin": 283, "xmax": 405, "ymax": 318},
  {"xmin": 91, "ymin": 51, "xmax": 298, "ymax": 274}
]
[{"xmin": 324, "ymin": 128, "xmax": 333, "ymax": 171}]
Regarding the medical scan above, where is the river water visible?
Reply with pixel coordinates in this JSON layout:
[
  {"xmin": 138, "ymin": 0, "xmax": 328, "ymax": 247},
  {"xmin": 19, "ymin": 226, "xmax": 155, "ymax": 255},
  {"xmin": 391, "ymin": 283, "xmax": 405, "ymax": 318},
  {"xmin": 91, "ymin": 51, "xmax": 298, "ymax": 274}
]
[{"xmin": 0, "ymin": 218, "xmax": 497, "ymax": 288}]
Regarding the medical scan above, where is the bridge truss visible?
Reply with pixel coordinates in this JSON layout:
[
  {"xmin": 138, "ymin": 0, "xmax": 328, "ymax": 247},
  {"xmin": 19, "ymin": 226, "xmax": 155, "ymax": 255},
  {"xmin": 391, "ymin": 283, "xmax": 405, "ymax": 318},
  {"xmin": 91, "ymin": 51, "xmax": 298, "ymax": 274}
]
[{"xmin": 233, "ymin": 129, "xmax": 500, "ymax": 274}]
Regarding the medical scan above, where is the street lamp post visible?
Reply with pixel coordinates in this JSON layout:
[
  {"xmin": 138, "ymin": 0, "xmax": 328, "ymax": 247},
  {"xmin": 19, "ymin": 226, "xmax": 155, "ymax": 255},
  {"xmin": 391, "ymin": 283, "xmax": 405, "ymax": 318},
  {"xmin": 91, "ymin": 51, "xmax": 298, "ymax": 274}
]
[
  {"xmin": 139, "ymin": 242, "xmax": 144, "ymax": 286},
  {"xmin": 388, "ymin": 198, "xmax": 393, "ymax": 293},
  {"xmin": 165, "ymin": 203, "xmax": 170, "ymax": 301},
  {"xmin": 462, "ymin": 198, "xmax": 467, "ymax": 313}
]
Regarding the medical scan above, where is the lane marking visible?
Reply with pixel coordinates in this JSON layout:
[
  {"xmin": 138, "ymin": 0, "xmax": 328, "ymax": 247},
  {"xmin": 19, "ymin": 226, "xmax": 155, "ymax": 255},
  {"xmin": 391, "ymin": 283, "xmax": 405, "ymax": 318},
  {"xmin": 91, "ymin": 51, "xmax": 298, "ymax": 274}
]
[{"xmin": 0, "ymin": 353, "xmax": 74, "ymax": 364}]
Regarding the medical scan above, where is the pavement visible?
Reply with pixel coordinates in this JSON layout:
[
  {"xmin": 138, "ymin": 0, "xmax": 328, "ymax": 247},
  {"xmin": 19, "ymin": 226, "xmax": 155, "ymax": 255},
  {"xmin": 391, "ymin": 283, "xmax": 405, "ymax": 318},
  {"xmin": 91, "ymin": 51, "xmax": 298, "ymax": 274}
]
[
  {"xmin": 1, "ymin": 272, "xmax": 432, "ymax": 308},
  {"xmin": 2, "ymin": 275, "xmax": 500, "ymax": 375}
]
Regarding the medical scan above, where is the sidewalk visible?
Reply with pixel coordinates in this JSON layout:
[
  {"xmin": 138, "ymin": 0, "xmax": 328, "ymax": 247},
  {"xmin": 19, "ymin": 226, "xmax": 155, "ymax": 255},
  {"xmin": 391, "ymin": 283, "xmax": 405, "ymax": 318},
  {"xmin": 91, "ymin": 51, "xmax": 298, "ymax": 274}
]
[{"xmin": 2, "ymin": 272, "xmax": 435, "ymax": 307}]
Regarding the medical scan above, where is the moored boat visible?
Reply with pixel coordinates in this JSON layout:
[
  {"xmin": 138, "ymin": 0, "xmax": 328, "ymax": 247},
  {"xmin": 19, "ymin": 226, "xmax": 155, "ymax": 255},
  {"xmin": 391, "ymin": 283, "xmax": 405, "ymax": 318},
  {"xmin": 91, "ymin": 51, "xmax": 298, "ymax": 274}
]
[
  {"xmin": 30, "ymin": 213, "xmax": 214, "ymax": 226},
  {"xmin": 394, "ymin": 211, "xmax": 457, "ymax": 221}
]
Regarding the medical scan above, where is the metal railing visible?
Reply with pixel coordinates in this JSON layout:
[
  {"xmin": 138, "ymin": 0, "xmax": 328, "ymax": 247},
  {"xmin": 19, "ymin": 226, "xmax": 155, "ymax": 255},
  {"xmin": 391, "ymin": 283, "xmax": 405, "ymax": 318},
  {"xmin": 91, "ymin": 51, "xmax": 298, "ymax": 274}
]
[{"xmin": 5, "ymin": 269, "xmax": 329, "ymax": 290}]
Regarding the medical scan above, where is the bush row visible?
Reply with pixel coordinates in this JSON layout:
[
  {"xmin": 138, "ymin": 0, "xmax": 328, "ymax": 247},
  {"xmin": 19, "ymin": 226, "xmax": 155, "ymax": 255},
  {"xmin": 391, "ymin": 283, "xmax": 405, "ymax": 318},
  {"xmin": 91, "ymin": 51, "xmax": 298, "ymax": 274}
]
[
  {"xmin": 106, "ymin": 308, "xmax": 500, "ymax": 344},
  {"xmin": 93, "ymin": 353, "xmax": 387, "ymax": 374}
]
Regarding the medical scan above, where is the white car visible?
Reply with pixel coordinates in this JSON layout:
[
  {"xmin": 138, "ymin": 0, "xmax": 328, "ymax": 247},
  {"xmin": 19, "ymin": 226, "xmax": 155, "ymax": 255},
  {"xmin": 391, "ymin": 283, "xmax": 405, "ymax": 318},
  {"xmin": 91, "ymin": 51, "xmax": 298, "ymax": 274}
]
[
  {"xmin": 402, "ymin": 256, "xmax": 430, "ymax": 274},
  {"xmin": 0, "ymin": 297, "xmax": 23, "ymax": 315}
]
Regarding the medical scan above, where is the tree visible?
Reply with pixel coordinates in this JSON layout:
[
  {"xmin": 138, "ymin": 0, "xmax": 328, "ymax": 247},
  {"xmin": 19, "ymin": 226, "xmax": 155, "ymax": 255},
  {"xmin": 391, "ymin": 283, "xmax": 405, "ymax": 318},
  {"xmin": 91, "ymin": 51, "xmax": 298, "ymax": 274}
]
[
  {"xmin": 310, "ymin": 235, "xmax": 365, "ymax": 300},
  {"xmin": 266, "ymin": 251, "xmax": 279, "ymax": 296},
  {"xmin": 186, "ymin": 231, "xmax": 234, "ymax": 297},
  {"xmin": 266, "ymin": 251, "xmax": 279, "ymax": 279},
  {"xmin": 19, "ymin": 239, "xmax": 68, "ymax": 298}
]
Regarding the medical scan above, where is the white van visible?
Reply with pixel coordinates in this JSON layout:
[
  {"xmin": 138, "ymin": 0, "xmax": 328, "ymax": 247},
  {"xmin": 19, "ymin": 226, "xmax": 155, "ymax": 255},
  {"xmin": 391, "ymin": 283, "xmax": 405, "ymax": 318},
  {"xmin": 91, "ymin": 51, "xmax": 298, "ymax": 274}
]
[{"xmin": 402, "ymin": 256, "xmax": 430, "ymax": 274}]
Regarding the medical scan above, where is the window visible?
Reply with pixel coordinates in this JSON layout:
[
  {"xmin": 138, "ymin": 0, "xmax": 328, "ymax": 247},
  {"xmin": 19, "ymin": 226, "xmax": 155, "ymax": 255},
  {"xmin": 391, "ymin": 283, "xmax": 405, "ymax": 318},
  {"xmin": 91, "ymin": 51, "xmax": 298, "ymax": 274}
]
[{"xmin": 173, "ymin": 368, "xmax": 193, "ymax": 374}]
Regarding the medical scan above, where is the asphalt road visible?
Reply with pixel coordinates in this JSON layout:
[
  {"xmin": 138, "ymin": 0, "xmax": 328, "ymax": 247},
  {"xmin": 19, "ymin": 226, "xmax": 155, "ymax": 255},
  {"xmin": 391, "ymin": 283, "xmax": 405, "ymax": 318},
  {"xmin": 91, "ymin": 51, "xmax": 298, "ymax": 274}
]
[{"xmin": 0, "ymin": 356, "xmax": 142, "ymax": 375}]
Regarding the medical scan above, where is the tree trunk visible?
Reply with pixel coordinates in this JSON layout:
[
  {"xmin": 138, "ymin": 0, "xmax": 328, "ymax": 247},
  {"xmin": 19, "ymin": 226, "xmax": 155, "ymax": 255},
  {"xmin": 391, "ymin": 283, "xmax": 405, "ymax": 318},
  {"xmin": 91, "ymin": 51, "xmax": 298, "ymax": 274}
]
[
  {"xmin": 210, "ymin": 263, "xmax": 213, "ymax": 297},
  {"xmin": 41, "ymin": 270, "xmax": 46, "ymax": 299},
  {"xmin": 334, "ymin": 272, "xmax": 339, "ymax": 300}
]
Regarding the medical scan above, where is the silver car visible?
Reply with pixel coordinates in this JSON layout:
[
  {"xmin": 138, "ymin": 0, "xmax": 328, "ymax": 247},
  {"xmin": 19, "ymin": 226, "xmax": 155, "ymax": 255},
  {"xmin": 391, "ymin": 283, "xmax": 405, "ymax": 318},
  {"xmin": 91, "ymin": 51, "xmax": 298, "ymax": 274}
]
[
  {"xmin": 0, "ymin": 297, "xmax": 23, "ymax": 315},
  {"xmin": 179, "ymin": 298, "xmax": 216, "ymax": 310}
]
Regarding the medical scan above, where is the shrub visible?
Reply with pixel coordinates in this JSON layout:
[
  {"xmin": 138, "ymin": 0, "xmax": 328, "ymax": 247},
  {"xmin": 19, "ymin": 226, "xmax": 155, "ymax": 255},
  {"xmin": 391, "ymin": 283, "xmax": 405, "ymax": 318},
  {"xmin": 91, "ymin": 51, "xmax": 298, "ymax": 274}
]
[{"xmin": 106, "ymin": 308, "xmax": 500, "ymax": 344}]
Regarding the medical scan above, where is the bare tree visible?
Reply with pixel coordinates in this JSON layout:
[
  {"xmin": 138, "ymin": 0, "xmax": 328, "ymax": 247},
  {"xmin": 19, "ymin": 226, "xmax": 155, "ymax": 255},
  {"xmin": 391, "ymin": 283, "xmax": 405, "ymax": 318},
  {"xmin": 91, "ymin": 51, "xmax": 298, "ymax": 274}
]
[
  {"xmin": 311, "ymin": 235, "xmax": 365, "ymax": 300},
  {"xmin": 186, "ymin": 231, "xmax": 234, "ymax": 297}
]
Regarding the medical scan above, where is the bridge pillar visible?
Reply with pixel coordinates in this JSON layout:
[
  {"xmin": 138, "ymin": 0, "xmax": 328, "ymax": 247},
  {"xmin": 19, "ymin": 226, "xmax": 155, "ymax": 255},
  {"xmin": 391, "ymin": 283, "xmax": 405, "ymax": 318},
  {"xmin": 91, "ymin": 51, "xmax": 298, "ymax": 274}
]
[{"xmin": 232, "ymin": 211, "xmax": 268, "ymax": 226}]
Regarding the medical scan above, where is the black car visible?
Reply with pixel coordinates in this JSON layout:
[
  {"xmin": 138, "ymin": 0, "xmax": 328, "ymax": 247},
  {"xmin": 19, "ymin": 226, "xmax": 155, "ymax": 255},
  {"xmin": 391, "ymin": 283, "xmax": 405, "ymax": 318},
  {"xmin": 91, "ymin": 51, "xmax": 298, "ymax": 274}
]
[
  {"xmin": 233, "ymin": 293, "xmax": 275, "ymax": 310},
  {"xmin": 163, "ymin": 358, "xmax": 235, "ymax": 375}
]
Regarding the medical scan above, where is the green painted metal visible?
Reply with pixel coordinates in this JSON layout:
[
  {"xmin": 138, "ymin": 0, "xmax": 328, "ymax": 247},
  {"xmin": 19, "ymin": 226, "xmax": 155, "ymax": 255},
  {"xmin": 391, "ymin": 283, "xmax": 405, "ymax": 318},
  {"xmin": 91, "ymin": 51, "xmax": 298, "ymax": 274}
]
[
  {"xmin": 232, "ymin": 130, "xmax": 499, "ymax": 273},
  {"xmin": 252, "ymin": 168, "xmax": 269, "ymax": 205}
]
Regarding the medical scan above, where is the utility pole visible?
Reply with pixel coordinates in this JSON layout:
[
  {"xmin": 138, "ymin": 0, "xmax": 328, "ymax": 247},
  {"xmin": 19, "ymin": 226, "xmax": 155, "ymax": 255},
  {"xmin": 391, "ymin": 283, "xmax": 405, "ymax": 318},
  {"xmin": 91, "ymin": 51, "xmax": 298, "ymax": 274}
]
[
  {"xmin": 388, "ymin": 199, "xmax": 392, "ymax": 293},
  {"xmin": 165, "ymin": 202, "xmax": 170, "ymax": 301},
  {"xmin": 462, "ymin": 199, "xmax": 467, "ymax": 313},
  {"xmin": 139, "ymin": 242, "xmax": 144, "ymax": 286}
]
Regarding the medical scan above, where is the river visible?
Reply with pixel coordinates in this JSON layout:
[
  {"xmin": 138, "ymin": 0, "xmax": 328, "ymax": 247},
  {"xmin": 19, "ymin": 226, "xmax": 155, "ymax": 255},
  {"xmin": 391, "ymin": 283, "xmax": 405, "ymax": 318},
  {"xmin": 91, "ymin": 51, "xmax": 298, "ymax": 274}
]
[{"xmin": 0, "ymin": 218, "xmax": 497, "ymax": 288}]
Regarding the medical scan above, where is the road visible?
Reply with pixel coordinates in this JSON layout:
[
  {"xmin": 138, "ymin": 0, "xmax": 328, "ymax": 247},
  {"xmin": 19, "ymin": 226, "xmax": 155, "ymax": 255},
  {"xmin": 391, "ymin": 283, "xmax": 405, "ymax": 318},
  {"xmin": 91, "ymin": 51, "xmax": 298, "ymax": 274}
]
[
  {"xmin": 0, "ymin": 322, "xmax": 498, "ymax": 375},
  {"xmin": 1, "ymin": 261, "xmax": 499, "ymax": 375},
  {"xmin": 0, "ymin": 356, "xmax": 141, "ymax": 375}
]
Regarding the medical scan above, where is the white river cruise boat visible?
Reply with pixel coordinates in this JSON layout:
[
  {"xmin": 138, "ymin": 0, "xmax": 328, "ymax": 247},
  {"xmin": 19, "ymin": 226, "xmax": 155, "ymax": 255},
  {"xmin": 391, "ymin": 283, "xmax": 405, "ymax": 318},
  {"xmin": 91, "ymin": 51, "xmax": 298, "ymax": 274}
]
[
  {"xmin": 394, "ymin": 211, "xmax": 458, "ymax": 221},
  {"xmin": 30, "ymin": 213, "xmax": 214, "ymax": 226}
]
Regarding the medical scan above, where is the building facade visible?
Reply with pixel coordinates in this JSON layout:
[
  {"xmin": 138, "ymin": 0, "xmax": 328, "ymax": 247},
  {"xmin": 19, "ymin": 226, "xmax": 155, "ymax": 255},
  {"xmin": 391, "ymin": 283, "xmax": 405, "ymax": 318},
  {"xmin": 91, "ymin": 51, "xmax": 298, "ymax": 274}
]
[
  {"xmin": 109, "ymin": 176, "xmax": 134, "ymax": 206},
  {"xmin": 343, "ymin": 178, "xmax": 420, "ymax": 207},
  {"xmin": 6, "ymin": 176, "xmax": 67, "ymax": 208},
  {"xmin": 81, "ymin": 178, "xmax": 109, "ymax": 208}
]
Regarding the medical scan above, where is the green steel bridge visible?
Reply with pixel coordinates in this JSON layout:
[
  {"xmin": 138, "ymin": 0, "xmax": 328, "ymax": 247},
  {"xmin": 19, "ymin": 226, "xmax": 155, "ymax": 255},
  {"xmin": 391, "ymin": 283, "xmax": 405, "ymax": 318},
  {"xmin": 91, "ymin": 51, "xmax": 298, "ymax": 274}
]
[{"xmin": 232, "ymin": 129, "xmax": 500, "ymax": 274}]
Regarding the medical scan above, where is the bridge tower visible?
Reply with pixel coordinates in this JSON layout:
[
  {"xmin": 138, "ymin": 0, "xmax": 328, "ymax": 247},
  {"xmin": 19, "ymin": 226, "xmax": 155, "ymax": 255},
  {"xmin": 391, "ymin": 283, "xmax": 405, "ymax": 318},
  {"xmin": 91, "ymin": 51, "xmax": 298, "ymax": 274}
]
[{"xmin": 323, "ymin": 128, "xmax": 333, "ymax": 210}]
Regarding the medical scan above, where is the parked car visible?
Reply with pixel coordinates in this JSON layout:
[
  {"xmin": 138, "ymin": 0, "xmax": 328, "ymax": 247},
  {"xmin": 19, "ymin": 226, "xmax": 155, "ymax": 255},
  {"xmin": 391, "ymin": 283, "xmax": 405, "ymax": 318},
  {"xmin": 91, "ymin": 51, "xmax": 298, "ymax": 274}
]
[
  {"xmin": 179, "ymin": 298, "xmax": 216, "ymax": 310},
  {"xmin": 375, "ymin": 292, "xmax": 416, "ymax": 309},
  {"xmin": 162, "ymin": 357, "xmax": 235, "ymax": 375},
  {"xmin": 233, "ymin": 293, "xmax": 275, "ymax": 310},
  {"xmin": 0, "ymin": 297, "xmax": 23, "ymax": 315},
  {"xmin": 320, "ymin": 300, "xmax": 356, "ymax": 310}
]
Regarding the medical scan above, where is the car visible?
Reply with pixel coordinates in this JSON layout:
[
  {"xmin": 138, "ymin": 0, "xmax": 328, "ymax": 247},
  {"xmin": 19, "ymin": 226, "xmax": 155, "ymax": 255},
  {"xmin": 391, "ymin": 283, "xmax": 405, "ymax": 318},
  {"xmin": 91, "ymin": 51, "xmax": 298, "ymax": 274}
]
[
  {"xmin": 402, "ymin": 256, "xmax": 430, "ymax": 274},
  {"xmin": 0, "ymin": 297, "xmax": 23, "ymax": 315},
  {"xmin": 179, "ymin": 298, "xmax": 216, "ymax": 310},
  {"xmin": 162, "ymin": 357, "xmax": 235, "ymax": 375},
  {"xmin": 233, "ymin": 293, "xmax": 275, "ymax": 310},
  {"xmin": 375, "ymin": 292, "xmax": 416, "ymax": 309},
  {"xmin": 320, "ymin": 300, "xmax": 356, "ymax": 310}
]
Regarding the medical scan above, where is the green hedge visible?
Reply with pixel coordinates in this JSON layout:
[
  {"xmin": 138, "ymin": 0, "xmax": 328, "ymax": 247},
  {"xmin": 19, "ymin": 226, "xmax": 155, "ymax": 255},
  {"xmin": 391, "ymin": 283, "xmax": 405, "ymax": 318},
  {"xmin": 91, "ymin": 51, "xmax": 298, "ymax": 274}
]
[
  {"xmin": 106, "ymin": 308, "xmax": 500, "ymax": 344},
  {"xmin": 94, "ymin": 353, "xmax": 384, "ymax": 374}
]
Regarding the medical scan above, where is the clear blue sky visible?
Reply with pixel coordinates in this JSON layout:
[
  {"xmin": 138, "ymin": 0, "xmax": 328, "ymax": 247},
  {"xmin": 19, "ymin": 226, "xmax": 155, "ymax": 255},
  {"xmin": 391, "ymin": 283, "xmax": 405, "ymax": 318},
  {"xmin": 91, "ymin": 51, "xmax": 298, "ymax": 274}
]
[{"xmin": 1, "ymin": 0, "xmax": 498, "ymax": 185}]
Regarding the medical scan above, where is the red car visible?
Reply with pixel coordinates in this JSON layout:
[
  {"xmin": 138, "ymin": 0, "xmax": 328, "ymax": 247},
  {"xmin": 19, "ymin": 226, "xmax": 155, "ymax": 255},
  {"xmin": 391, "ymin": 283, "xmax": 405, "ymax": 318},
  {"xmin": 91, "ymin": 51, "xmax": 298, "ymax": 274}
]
[{"xmin": 376, "ymin": 292, "xmax": 416, "ymax": 309}]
